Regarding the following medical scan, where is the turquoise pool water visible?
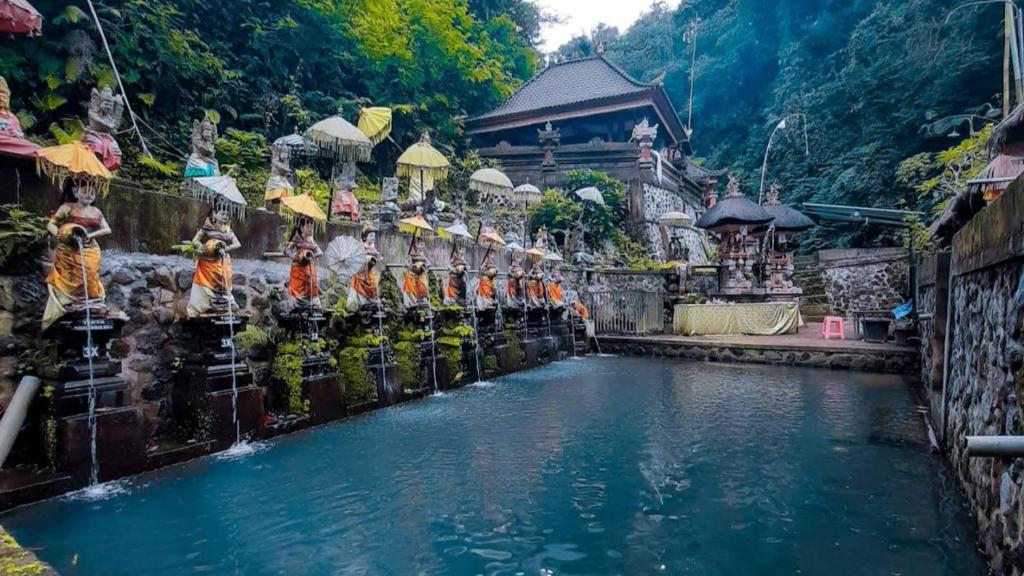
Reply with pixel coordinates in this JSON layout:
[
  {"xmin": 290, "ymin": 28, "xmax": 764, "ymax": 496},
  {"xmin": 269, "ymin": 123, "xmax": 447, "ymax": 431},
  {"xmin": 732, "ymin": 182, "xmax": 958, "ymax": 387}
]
[{"xmin": 3, "ymin": 357, "xmax": 984, "ymax": 575}]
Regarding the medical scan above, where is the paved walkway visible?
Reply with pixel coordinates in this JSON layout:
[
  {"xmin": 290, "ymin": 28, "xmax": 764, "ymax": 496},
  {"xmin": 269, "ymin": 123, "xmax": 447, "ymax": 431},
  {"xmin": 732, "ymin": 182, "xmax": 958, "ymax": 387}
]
[{"xmin": 605, "ymin": 322, "xmax": 916, "ymax": 354}]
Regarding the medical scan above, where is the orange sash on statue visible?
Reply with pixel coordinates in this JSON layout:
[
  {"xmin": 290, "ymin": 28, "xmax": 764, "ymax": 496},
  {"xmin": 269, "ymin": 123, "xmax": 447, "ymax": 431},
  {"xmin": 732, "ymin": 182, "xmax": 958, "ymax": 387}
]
[
  {"xmin": 477, "ymin": 277, "xmax": 496, "ymax": 299},
  {"xmin": 289, "ymin": 260, "xmax": 319, "ymax": 299},
  {"xmin": 507, "ymin": 278, "xmax": 522, "ymax": 299},
  {"xmin": 352, "ymin": 270, "xmax": 379, "ymax": 299},
  {"xmin": 546, "ymin": 283, "xmax": 564, "ymax": 304},
  {"xmin": 403, "ymin": 271, "xmax": 429, "ymax": 299},
  {"xmin": 47, "ymin": 242, "xmax": 104, "ymax": 300},
  {"xmin": 445, "ymin": 276, "xmax": 465, "ymax": 301},
  {"xmin": 573, "ymin": 301, "xmax": 590, "ymax": 320},
  {"xmin": 194, "ymin": 254, "xmax": 232, "ymax": 292},
  {"xmin": 527, "ymin": 279, "xmax": 545, "ymax": 300}
]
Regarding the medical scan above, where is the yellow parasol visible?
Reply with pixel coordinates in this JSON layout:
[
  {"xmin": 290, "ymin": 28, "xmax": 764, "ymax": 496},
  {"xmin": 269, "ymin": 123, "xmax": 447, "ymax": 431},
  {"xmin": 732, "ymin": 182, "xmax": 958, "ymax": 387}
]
[
  {"xmin": 36, "ymin": 141, "xmax": 112, "ymax": 196},
  {"xmin": 281, "ymin": 193, "xmax": 327, "ymax": 231},
  {"xmin": 396, "ymin": 132, "xmax": 449, "ymax": 181},
  {"xmin": 525, "ymin": 247, "xmax": 546, "ymax": 263},
  {"xmin": 357, "ymin": 106, "xmax": 392, "ymax": 147},
  {"xmin": 399, "ymin": 213, "xmax": 434, "ymax": 235}
]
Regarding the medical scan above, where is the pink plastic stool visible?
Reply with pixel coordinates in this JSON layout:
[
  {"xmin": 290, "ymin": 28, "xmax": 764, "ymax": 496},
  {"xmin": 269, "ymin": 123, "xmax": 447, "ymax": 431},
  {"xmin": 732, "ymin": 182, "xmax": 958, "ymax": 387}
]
[{"xmin": 822, "ymin": 316, "xmax": 845, "ymax": 340}]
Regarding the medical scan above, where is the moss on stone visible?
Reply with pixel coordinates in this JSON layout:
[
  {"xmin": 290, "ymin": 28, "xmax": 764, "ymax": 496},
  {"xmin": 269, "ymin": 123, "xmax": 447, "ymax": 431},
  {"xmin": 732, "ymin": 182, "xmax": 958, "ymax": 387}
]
[
  {"xmin": 338, "ymin": 346, "xmax": 375, "ymax": 404},
  {"xmin": 393, "ymin": 340, "xmax": 420, "ymax": 387}
]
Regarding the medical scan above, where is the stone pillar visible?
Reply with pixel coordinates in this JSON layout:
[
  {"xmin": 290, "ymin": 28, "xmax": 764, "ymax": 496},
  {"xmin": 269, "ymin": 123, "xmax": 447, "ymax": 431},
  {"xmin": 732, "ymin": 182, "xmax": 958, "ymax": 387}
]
[{"xmin": 537, "ymin": 122, "xmax": 560, "ymax": 190}]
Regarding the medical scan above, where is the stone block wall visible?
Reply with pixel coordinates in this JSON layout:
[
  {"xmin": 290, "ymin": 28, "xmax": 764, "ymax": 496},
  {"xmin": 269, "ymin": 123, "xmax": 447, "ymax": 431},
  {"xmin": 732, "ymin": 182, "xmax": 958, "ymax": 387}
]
[
  {"xmin": 0, "ymin": 252, "xmax": 293, "ymax": 438},
  {"xmin": 932, "ymin": 178, "xmax": 1024, "ymax": 573},
  {"xmin": 941, "ymin": 261, "xmax": 1023, "ymax": 572},
  {"xmin": 816, "ymin": 247, "xmax": 910, "ymax": 315}
]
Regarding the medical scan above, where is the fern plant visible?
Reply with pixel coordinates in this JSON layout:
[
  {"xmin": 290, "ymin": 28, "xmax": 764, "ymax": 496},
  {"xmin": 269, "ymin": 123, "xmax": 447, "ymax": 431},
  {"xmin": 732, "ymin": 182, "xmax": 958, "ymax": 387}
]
[{"xmin": 0, "ymin": 204, "xmax": 49, "ymax": 274}]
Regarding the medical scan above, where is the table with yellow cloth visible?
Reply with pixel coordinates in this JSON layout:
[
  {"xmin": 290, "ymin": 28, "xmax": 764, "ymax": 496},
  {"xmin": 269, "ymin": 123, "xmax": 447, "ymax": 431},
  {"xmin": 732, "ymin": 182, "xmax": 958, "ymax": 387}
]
[{"xmin": 673, "ymin": 302, "xmax": 803, "ymax": 336}]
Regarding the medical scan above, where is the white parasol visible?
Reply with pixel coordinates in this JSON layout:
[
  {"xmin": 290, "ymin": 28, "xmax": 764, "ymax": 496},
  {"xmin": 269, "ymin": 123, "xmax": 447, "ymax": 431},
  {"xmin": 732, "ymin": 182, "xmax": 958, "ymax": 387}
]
[
  {"xmin": 324, "ymin": 236, "xmax": 367, "ymax": 284},
  {"xmin": 469, "ymin": 168, "xmax": 513, "ymax": 196},
  {"xmin": 186, "ymin": 175, "xmax": 248, "ymax": 220},
  {"xmin": 574, "ymin": 186, "xmax": 605, "ymax": 206}
]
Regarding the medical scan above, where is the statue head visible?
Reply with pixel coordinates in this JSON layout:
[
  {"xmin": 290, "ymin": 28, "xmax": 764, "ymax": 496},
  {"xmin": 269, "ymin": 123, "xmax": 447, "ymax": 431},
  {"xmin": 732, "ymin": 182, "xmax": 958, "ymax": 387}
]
[
  {"xmin": 410, "ymin": 254, "xmax": 427, "ymax": 275},
  {"xmin": 210, "ymin": 199, "xmax": 230, "ymax": 225},
  {"xmin": 271, "ymin": 142, "xmax": 291, "ymax": 176},
  {"xmin": 191, "ymin": 117, "xmax": 218, "ymax": 159},
  {"xmin": 66, "ymin": 177, "xmax": 96, "ymax": 206},
  {"xmin": 88, "ymin": 86, "xmax": 124, "ymax": 134},
  {"xmin": 0, "ymin": 76, "xmax": 9, "ymax": 113}
]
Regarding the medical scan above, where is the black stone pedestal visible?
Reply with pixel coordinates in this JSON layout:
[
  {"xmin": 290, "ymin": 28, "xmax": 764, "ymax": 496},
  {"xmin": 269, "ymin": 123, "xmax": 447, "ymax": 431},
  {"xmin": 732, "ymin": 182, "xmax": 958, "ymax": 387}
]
[
  {"xmin": 59, "ymin": 406, "xmax": 146, "ymax": 485},
  {"xmin": 38, "ymin": 312, "xmax": 147, "ymax": 486},
  {"xmin": 174, "ymin": 317, "xmax": 265, "ymax": 451}
]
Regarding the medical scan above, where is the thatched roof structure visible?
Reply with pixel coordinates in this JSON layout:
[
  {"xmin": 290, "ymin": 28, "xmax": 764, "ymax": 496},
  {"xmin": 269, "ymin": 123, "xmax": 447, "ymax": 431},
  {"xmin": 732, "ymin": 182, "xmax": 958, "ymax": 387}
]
[
  {"xmin": 761, "ymin": 184, "xmax": 815, "ymax": 232},
  {"xmin": 989, "ymin": 103, "xmax": 1024, "ymax": 154},
  {"xmin": 694, "ymin": 176, "xmax": 774, "ymax": 231}
]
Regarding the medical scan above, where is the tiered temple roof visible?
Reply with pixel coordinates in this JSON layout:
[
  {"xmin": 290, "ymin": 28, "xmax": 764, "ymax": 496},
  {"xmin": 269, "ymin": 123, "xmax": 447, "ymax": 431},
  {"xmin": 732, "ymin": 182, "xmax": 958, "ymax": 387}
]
[{"xmin": 467, "ymin": 55, "xmax": 689, "ymax": 148}]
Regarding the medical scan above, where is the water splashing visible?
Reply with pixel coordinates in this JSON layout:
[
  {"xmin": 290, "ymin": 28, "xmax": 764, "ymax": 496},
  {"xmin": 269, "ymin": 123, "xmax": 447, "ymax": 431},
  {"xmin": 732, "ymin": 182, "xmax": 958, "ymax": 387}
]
[{"xmin": 76, "ymin": 237, "xmax": 99, "ymax": 486}]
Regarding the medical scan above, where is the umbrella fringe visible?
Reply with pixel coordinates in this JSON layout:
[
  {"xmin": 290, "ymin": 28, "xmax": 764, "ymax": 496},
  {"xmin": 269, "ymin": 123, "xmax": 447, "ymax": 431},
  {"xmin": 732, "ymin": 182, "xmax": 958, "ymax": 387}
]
[
  {"xmin": 36, "ymin": 158, "xmax": 110, "ymax": 198},
  {"xmin": 468, "ymin": 181, "xmax": 513, "ymax": 196},
  {"xmin": 396, "ymin": 163, "xmax": 449, "ymax": 181},
  {"xmin": 282, "ymin": 210, "xmax": 327, "ymax": 233},
  {"xmin": 185, "ymin": 178, "xmax": 247, "ymax": 222},
  {"xmin": 305, "ymin": 131, "xmax": 372, "ymax": 164}
]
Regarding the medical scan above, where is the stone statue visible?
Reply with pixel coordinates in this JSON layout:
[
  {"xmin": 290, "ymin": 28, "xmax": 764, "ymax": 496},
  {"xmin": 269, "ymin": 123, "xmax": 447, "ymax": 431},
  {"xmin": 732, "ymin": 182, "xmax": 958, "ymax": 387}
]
[
  {"xmin": 444, "ymin": 245, "xmax": 468, "ymax": 307},
  {"xmin": 185, "ymin": 117, "xmax": 220, "ymax": 178},
  {"xmin": 546, "ymin": 267, "xmax": 566, "ymax": 311},
  {"xmin": 264, "ymin": 141, "xmax": 293, "ymax": 211},
  {"xmin": 347, "ymin": 226, "xmax": 382, "ymax": 312},
  {"xmin": 0, "ymin": 76, "xmax": 39, "ymax": 157},
  {"xmin": 331, "ymin": 161, "xmax": 360, "ymax": 222},
  {"xmin": 81, "ymin": 86, "xmax": 124, "ymax": 172},
  {"xmin": 505, "ymin": 254, "xmax": 526, "ymax": 311},
  {"xmin": 401, "ymin": 238, "xmax": 431, "ymax": 310},
  {"xmin": 42, "ymin": 178, "xmax": 113, "ymax": 331},
  {"xmin": 476, "ymin": 253, "xmax": 498, "ymax": 312},
  {"xmin": 526, "ymin": 265, "xmax": 546, "ymax": 310},
  {"xmin": 284, "ymin": 216, "xmax": 323, "ymax": 310},
  {"xmin": 186, "ymin": 200, "xmax": 241, "ymax": 317}
]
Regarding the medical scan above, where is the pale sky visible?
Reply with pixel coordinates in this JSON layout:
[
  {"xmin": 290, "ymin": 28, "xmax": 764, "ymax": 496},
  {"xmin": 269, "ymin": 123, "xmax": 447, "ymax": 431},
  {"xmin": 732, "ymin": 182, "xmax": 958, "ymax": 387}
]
[{"xmin": 537, "ymin": 0, "xmax": 680, "ymax": 52}]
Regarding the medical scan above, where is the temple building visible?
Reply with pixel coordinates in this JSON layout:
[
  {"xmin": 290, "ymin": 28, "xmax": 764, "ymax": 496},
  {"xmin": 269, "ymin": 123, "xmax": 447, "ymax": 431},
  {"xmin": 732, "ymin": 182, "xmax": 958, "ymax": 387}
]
[{"xmin": 466, "ymin": 50, "xmax": 719, "ymax": 263}]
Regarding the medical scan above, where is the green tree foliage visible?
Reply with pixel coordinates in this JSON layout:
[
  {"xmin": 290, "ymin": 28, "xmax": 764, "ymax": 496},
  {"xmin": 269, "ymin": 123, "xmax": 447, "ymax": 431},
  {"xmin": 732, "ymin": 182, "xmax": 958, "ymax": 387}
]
[
  {"xmin": 3, "ymin": 0, "xmax": 538, "ymax": 172},
  {"xmin": 528, "ymin": 169, "xmax": 627, "ymax": 252},
  {"xmin": 587, "ymin": 0, "xmax": 1002, "ymax": 247}
]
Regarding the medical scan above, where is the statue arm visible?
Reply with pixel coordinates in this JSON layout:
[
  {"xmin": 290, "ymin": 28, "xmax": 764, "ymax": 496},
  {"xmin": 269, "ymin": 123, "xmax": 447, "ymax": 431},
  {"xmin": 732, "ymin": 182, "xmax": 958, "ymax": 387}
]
[
  {"xmin": 46, "ymin": 205, "xmax": 69, "ymax": 237},
  {"xmin": 225, "ymin": 232, "xmax": 241, "ymax": 253},
  {"xmin": 87, "ymin": 215, "xmax": 112, "ymax": 240}
]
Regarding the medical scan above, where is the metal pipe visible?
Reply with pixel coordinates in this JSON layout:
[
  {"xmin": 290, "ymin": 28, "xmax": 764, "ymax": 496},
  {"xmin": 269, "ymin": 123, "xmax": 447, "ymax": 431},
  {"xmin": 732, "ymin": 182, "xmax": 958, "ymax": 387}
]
[
  {"xmin": 966, "ymin": 436, "xmax": 1024, "ymax": 457},
  {"xmin": 0, "ymin": 376, "xmax": 41, "ymax": 469}
]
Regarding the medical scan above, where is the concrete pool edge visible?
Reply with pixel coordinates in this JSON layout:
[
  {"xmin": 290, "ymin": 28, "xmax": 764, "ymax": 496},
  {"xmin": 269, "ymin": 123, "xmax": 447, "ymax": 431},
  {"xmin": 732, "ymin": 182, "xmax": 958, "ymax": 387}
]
[
  {"xmin": 0, "ymin": 526, "xmax": 57, "ymax": 575},
  {"xmin": 597, "ymin": 334, "xmax": 919, "ymax": 374}
]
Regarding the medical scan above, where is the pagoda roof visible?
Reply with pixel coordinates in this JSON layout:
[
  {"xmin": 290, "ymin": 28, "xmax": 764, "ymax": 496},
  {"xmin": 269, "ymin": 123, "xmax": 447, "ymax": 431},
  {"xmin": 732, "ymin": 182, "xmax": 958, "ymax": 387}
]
[{"xmin": 467, "ymin": 55, "xmax": 688, "ymax": 145}]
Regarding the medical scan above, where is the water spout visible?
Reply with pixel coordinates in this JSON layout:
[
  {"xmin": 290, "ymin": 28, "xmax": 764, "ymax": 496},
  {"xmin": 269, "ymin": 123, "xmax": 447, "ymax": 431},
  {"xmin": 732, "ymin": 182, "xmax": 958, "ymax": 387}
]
[
  {"xmin": 223, "ymin": 252, "xmax": 240, "ymax": 446},
  {"xmin": 427, "ymin": 311, "xmax": 439, "ymax": 394},
  {"xmin": 468, "ymin": 294, "xmax": 483, "ymax": 383},
  {"xmin": 376, "ymin": 305, "xmax": 388, "ymax": 395}
]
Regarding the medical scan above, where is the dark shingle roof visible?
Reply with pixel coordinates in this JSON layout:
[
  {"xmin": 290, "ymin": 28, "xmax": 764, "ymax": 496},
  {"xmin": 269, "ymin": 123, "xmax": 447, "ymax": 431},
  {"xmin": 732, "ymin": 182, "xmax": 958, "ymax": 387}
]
[{"xmin": 471, "ymin": 56, "xmax": 653, "ymax": 121}]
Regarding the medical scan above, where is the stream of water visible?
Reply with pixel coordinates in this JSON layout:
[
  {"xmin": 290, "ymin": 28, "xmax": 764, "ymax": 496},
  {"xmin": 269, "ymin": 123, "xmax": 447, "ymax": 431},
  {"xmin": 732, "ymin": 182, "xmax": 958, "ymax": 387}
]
[{"xmin": 76, "ymin": 238, "xmax": 99, "ymax": 487}]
